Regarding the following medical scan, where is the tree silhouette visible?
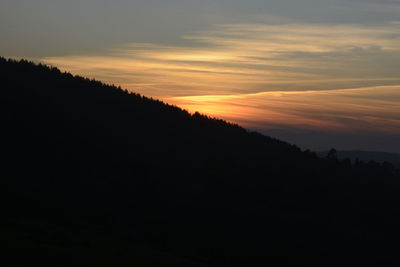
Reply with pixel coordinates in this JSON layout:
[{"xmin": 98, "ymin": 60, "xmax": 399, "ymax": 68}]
[{"xmin": 327, "ymin": 148, "xmax": 338, "ymax": 161}]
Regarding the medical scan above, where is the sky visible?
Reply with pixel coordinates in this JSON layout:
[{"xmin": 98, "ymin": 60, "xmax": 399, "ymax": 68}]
[{"xmin": 1, "ymin": 0, "xmax": 400, "ymax": 152}]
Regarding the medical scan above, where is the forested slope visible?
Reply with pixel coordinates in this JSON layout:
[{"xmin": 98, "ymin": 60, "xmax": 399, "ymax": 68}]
[{"xmin": 1, "ymin": 58, "xmax": 399, "ymax": 266}]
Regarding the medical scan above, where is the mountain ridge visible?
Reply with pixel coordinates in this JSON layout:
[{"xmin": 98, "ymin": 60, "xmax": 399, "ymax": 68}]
[
  {"xmin": 318, "ymin": 150, "xmax": 400, "ymax": 168},
  {"xmin": 2, "ymin": 57, "xmax": 400, "ymax": 266}
]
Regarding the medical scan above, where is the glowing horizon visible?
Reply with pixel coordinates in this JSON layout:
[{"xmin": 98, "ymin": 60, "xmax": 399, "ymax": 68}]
[
  {"xmin": 39, "ymin": 22, "xmax": 400, "ymax": 140},
  {"xmin": 167, "ymin": 85, "xmax": 400, "ymax": 135}
]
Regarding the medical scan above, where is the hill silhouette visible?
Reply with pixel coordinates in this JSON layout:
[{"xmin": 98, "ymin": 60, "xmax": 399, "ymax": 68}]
[
  {"xmin": 318, "ymin": 150, "xmax": 400, "ymax": 169},
  {"xmin": 1, "ymin": 57, "xmax": 400, "ymax": 266}
]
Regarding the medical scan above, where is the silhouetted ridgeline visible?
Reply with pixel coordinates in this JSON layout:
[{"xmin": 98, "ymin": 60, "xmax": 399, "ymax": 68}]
[
  {"xmin": 1, "ymin": 57, "xmax": 400, "ymax": 266},
  {"xmin": 318, "ymin": 150, "xmax": 400, "ymax": 169}
]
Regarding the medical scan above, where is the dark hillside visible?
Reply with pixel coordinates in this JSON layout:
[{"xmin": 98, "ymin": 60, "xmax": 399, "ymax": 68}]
[{"xmin": 1, "ymin": 57, "xmax": 400, "ymax": 266}]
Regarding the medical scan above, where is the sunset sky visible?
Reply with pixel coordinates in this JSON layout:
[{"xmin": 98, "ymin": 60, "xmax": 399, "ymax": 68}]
[{"xmin": 2, "ymin": 0, "xmax": 399, "ymax": 152}]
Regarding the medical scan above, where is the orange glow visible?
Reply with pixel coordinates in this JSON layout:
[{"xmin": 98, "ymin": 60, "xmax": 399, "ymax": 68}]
[
  {"xmin": 41, "ymin": 23, "xmax": 400, "ymax": 134},
  {"xmin": 167, "ymin": 86, "xmax": 400, "ymax": 134}
]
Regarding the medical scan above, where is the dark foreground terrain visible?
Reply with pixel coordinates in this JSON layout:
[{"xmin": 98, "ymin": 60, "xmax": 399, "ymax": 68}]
[{"xmin": 1, "ymin": 58, "xmax": 400, "ymax": 266}]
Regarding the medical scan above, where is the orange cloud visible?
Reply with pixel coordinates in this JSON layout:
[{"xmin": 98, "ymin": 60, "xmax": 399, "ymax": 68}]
[
  {"xmin": 167, "ymin": 86, "xmax": 400, "ymax": 134},
  {"xmin": 42, "ymin": 23, "xmax": 400, "ymax": 97},
  {"xmin": 40, "ymin": 23, "xmax": 400, "ymax": 134}
]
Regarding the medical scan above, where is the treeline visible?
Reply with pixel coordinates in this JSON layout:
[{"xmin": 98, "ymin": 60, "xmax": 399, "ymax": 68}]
[{"xmin": 1, "ymin": 57, "xmax": 400, "ymax": 266}]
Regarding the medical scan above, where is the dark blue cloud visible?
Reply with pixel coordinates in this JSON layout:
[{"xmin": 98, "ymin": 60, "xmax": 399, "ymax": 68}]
[{"xmin": 1, "ymin": 0, "xmax": 399, "ymax": 57}]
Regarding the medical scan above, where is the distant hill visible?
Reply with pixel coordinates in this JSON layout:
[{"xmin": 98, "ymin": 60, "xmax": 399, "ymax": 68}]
[
  {"xmin": 1, "ymin": 57, "xmax": 400, "ymax": 266},
  {"xmin": 318, "ymin": 150, "xmax": 400, "ymax": 168}
]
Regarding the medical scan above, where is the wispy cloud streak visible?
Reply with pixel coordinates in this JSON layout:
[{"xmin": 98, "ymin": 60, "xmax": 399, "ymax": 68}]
[
  {"xmin": 43, "ymin": 23, "xmax": 400, "ymax": 96},
  {"xmin": 168, "ymin": 86, "xmax": 400, "ymax": 134},
  {"xmin": 41, "ymin": 23, "xmax": 400, "ymax": 134}
]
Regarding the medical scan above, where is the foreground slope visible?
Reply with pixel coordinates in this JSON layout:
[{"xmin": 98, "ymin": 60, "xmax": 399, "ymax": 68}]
[{"xmin": 1, "ymin": 58, "xmax": 400, "ymax": 266}]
